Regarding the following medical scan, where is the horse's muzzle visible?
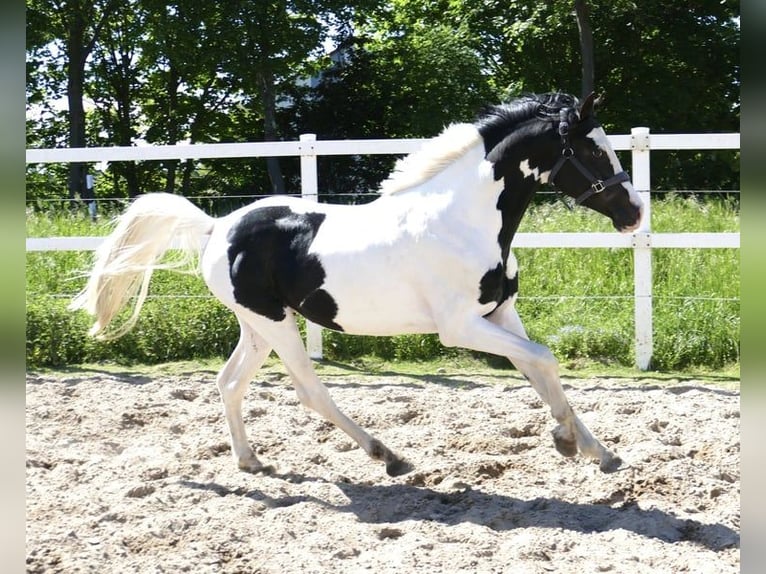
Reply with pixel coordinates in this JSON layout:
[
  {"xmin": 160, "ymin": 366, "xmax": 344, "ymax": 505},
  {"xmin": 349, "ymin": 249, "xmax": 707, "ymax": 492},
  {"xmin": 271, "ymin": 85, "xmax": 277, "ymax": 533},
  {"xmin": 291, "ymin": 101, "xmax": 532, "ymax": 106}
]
[{"xmin": 614, "ymin": 202, "xmax": 644, "ymax": 233}]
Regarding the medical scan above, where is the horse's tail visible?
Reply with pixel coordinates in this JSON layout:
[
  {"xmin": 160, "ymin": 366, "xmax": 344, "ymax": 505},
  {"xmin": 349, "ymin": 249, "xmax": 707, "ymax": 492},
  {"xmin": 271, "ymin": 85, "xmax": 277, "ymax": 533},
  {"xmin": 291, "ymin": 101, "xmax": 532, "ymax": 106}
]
[{"xmin": 69, "ymin": 192, "xmax": 216, "ymax": 340}]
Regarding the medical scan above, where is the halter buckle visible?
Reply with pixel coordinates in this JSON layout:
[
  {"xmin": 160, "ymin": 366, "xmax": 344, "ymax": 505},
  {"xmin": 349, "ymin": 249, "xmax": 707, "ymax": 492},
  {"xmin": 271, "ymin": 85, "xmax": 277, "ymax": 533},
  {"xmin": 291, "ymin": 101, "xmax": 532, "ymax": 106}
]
[{"xmin": 592, "ymin": 180, "xmax": 606, "ymax": 194}]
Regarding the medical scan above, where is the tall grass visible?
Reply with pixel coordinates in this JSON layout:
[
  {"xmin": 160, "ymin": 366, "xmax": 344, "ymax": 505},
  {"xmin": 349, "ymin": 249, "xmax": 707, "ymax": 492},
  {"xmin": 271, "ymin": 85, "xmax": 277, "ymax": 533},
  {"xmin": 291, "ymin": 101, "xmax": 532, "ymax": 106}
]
[
  {"xmin": 512, "ymin": 194, "xmax": 739, "ymax": 370},
  {"xmin": 25, "ymin": 194, "xmax": 739, "ymax": 371}
]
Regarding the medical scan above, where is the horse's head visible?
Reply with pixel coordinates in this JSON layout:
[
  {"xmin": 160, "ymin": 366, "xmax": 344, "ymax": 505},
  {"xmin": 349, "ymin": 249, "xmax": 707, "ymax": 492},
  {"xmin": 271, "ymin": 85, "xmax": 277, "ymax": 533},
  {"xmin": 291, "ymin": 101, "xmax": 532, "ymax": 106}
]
[
  {"xmin": 479, "ymin": 93, "xmax": 643, "ymax": 232},
  {"xmin": 546, "ymin": 93, "xmax": 643, "ymax": 232}
]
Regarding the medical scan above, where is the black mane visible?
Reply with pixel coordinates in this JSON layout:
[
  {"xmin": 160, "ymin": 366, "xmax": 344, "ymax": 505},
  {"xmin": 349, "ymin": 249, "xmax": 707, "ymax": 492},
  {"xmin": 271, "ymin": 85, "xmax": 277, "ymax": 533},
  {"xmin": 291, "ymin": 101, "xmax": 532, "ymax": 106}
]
[{"xmin": 474, "ymin": 92, "xmax": 581, "ymax": 155}]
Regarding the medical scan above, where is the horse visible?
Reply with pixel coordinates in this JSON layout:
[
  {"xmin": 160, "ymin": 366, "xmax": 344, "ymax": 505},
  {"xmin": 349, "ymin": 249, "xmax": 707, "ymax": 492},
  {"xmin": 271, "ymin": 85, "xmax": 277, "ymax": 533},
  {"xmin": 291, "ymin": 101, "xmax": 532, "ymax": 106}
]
[{"xmin": 70, "ymin": 92, "xmax": 643, "ymax": 478}]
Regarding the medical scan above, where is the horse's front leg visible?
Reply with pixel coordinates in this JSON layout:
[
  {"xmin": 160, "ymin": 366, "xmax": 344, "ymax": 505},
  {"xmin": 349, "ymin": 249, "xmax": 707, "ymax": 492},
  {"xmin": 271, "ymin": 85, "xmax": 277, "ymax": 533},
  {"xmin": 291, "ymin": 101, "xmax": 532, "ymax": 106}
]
[{"xmin": 440, "ymin": 306, "xmax": 621, "ymax": 472}]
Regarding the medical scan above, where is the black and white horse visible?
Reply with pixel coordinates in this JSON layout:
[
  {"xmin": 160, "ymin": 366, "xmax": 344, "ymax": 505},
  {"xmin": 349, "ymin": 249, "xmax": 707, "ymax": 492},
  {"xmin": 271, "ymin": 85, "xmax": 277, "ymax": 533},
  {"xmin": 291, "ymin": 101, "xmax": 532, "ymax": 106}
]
[{"xmin": 71, "ymin": 92, "xmax": 643, "ymax": 477}]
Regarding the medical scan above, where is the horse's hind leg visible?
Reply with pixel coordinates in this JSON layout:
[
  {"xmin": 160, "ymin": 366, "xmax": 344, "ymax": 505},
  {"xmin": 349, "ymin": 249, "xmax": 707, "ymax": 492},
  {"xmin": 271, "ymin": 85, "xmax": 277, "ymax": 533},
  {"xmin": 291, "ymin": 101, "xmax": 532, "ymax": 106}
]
[
  {"xmin": 250, "ymin": 313, "xmax": 412, "ymax": 477},
  {"xmin": 217, "ymin": 318, "xmax": 273, "ymax": 473}
]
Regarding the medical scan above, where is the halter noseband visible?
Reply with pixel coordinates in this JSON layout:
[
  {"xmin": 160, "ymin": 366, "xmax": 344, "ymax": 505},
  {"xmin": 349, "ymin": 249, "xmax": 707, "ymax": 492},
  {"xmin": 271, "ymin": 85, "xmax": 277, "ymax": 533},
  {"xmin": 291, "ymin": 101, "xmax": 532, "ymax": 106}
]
[{"xmin": 547, "ymin": 110, "xmax": 630, "ymax": 208}]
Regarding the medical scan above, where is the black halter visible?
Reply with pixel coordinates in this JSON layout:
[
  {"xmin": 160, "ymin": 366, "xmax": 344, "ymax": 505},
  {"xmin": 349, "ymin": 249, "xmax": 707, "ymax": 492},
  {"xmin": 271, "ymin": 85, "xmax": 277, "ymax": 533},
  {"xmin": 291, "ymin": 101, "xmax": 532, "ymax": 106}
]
[{"xmin": 548, "ymin": 110, "xmax": 630, "ymax": 209}]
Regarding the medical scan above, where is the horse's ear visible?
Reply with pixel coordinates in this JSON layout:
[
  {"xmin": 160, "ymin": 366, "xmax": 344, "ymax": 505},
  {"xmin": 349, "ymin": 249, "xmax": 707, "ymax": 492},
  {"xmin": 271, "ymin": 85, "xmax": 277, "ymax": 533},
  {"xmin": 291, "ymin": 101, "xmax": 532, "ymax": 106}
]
[
  {"xmin": 579, "ymin": 92, "xmax": 597, "ymax": 119},
  {"xmin": 594, "ymin": 94, "xmax": 604, "ymax": 109}
]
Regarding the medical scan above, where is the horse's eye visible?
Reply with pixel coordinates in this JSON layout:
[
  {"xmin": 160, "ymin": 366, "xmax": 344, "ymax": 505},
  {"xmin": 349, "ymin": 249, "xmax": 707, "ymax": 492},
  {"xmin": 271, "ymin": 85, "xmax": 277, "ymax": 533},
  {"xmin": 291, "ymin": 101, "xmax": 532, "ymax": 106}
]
[{"xmin": 593, "ymin": 148, "xmax": 604, "ymax": 158}]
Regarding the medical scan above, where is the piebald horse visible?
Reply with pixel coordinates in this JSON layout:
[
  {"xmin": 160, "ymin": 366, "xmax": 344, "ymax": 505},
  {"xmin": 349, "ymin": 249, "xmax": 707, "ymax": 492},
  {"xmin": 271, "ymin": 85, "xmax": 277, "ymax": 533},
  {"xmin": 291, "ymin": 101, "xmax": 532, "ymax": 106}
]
[{"xmin": 71, "ymin": 92, "xmax": 642, "ymax": 477}]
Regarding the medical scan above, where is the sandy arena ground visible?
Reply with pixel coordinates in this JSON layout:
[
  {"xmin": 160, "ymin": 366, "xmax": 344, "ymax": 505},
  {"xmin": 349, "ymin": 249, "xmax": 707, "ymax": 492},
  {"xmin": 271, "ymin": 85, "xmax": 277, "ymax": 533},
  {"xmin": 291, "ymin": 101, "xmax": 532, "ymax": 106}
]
[{"xmin": 26, "ymin": 362, "xmax": 739, "ymax": 573}]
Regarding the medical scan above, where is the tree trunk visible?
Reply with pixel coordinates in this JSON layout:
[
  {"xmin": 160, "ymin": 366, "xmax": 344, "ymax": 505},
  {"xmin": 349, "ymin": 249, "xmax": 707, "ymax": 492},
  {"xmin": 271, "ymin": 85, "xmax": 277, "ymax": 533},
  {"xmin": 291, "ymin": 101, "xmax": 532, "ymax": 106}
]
[
  {"xmin": 66, "ymin": 9, "xmax": 88, "ymax": 202},
  {"xmin": 107, "ymin": 42, "xmax": 140, "ymax": 198},
  {"xmin": 259, "ymin": 70, "xmax": 286, "ymax": 195},
  {"xmin": 181, "ymin": 159, "xmax": 194, "ymax": 195},
  {"xmin": 574, "ymin": 0, "xmax": 595, "ymax": 99},
  {"xmin": 112, "ymin": 92, "xmax": 140, "ymax": 197},
  {"xmin": 115, "ymin": 97, "xmax": 140, "ymax": 197},
  {"xmin": 164, "ymin": 67, "xmax": 180, "ymax": 193}
]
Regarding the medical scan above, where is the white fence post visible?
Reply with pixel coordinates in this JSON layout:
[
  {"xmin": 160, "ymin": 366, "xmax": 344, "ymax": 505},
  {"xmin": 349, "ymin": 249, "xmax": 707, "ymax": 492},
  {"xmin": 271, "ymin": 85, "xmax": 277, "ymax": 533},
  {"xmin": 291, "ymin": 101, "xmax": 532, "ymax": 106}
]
[
  {"xmin": 631, "ymin": 127, "xmax": 652, "ymax": 370},
  {"xmin": 299, "ymin": 133, "xmax": 324, "ymax": 360}
]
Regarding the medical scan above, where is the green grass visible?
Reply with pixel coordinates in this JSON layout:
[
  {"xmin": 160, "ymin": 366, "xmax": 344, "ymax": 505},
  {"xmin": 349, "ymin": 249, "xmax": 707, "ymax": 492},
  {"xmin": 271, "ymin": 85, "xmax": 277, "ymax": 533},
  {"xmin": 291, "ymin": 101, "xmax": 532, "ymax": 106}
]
[
  {"xmin": 25, "ymin": 194, "xmax": 739, "ymax": 372},
  {"xmin": 510, "ymin": 194, "xmax": 740, "ymax": 370}
]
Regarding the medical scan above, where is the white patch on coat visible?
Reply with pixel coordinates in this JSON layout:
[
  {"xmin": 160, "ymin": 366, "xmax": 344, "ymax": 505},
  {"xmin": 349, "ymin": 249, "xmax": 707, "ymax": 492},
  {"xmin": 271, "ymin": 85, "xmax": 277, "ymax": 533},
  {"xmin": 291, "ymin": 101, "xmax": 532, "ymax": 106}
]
[
  {"xmin": 505, "ymin": 251, "xmax": 519, "ymax": 281},
  {"xmin": 201, "ymin": 132, "xmax": 515, "ymax": 337},
  {"xmin": 586, "ymin": 126, "xmax": 643, "ymax": 210},
  {"xmin": 308, "ymin": 144, "xmax": 506, "ymax": 335},
  {"xmin": 518, "ymin": 159, "xmax": 551, "ymax": 184}
]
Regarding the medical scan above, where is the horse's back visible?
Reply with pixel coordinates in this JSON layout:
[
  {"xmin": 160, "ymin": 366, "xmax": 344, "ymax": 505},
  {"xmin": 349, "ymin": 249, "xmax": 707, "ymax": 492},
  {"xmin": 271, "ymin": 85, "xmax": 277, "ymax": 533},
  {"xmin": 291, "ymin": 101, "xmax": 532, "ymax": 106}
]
[
  {"xmin": 201, "ymin": 191, "xmax": 506, "ymax": 335},
  {"xmin": 201, "ymin": 195, "xmax": 442, "ymax": 334}
]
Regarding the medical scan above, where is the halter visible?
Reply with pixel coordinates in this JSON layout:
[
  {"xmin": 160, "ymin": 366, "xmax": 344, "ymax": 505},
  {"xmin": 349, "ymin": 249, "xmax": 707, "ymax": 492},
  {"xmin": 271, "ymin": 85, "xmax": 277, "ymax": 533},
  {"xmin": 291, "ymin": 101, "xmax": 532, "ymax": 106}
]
[{"xmin": 548, "ymin": 110, "xmax": 630, "ymax": 209}]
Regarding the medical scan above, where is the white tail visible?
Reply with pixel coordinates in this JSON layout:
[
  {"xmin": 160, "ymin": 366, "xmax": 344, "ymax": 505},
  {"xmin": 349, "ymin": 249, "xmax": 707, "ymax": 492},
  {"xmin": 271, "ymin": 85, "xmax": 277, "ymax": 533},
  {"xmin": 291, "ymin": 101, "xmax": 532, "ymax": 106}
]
[{"xmin": 69, "ymin": 193, "xmax": 216, "ymax": 339}]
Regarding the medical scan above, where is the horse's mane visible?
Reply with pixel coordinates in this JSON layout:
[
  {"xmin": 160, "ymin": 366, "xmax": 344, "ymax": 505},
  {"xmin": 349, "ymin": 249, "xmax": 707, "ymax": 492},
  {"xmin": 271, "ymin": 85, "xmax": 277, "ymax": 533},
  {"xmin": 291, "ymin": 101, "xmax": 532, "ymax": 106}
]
[
  {"xmin": 474, "ymin": 92, "xmax": 580, "ymax": 155},
  {"xmin": 378, "ymin": 123, "xmax": 482, "ymax": 195},
  {"xmin": 378, "ymin": 92, "xmax": 580, "ymax": 195}
]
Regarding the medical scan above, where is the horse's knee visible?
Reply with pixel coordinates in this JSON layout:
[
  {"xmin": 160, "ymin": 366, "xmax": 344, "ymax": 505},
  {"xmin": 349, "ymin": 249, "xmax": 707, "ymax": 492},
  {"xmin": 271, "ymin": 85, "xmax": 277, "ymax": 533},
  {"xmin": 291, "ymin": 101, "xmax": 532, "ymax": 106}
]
[
  {"xmin": 528, "ymin": 344, "xmax": 558, "ymax": 376},
  {"xmin": 217, "ymin": 373, "xmax": 247, "ymax": 404}
]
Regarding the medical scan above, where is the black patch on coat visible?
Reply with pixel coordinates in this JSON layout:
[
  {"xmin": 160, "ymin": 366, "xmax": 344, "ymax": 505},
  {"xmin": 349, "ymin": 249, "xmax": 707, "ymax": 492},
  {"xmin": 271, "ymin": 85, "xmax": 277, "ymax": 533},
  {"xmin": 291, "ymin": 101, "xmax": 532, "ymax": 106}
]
[
  {"xmin": 479, "ymin": 263, "xmax": 519, "ymax": 313},
  {"xmin": 476, "ymin": 142, "xmax": 535, "ymax": 311},
  {"xmin": 475, "ymin": 93, "xmax": 578, "ymax": 181},
  {"xmin": 226, "ymin": 206, "xmax": 343, "ymax": 331},
  {"xmin": 472, "ymin": 94, "xmax": 576, "ymax": 311}
]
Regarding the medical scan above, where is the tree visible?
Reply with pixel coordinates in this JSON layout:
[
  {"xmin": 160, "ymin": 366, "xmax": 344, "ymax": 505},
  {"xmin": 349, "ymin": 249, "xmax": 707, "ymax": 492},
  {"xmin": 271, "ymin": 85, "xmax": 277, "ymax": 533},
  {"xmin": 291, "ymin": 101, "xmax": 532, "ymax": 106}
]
[
  {"xmin": 354, "ymin": 0, "xmax": 740, "ymax": 191},
  {"xmin": 139, "ymin": 1, "xmax": 240, "ymax": 195},
  {"xmin": 220, "ymin": 1, "xmax": 366, "ymax": 195},
  {"xmin": 291, "ymin": 24, "xmax": 495, "ymax": 199},
  {"xmin": 574, "ymin": 0, "xmax": 594, "ymax": 99},
  {"xmin": 26, "ymin": 0, "xmax": 739, "ymax": 202},
  {"xmin": 27, "ymin": 0, "xmax": 121, "ymax": 201},
  {"xmin": 88, "ymin": 1, "xmax": 148, "ymax": 197}
]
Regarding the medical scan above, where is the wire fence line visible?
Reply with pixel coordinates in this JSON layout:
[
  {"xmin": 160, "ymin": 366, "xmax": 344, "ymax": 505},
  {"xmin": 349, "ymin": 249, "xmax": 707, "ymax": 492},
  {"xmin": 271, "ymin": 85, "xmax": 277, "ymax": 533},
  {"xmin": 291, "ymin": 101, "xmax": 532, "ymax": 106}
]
[{"xmin": 29, "ymin": 292, "xmax": 739, "ymax": 303}]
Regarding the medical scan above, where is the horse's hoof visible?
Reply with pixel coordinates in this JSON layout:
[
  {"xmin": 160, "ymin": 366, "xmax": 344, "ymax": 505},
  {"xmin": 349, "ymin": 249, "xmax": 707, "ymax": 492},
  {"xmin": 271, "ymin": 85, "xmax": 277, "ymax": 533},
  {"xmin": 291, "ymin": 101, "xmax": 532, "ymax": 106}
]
[
  {"xmin": 238, "ymin": 458, "xmax": 275, "ymax": 475},
  {"xmin": 551, "ymin": 425, "xmax": 578, "ymax": 458},
  {"xmin": 599, "ymin": 453, "xmax": 623, "ymax": 473},
  {"xmin": 386, "ymin": 457, "xmax": 414, "ymax": 477}
]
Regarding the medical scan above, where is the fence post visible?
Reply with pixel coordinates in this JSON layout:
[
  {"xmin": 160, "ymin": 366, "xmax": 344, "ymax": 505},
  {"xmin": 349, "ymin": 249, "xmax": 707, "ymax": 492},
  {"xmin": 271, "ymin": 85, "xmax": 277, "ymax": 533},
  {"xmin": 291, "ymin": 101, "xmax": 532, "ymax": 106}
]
[
  {"xmin": 631, "ymin": 127, "xmax": 652, "ymax": 370},
  {"xmin": 299, "ymin": 133, "xmax": 324, "ymax": 360}
]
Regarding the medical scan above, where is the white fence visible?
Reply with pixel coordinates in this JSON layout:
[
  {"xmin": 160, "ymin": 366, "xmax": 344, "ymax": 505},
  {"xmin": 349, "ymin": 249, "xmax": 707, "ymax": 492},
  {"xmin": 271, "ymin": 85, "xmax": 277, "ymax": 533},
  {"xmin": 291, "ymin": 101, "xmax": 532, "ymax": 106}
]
[{"xmin": 26, "ymin": 129, "xmax": 740, "ymax": 370}]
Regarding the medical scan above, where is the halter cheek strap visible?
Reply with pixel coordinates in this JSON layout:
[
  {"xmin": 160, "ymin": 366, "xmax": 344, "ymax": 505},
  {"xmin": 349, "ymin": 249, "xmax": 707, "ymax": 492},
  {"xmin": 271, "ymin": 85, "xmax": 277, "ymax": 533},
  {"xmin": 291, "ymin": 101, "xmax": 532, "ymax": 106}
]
[
  {"xmin": 545, "ymin": 109, "xmax": 630, "ymax": 207},
  {"xmin": 548, "ymin": 148, "xmax": 631, "ymax": 206}
]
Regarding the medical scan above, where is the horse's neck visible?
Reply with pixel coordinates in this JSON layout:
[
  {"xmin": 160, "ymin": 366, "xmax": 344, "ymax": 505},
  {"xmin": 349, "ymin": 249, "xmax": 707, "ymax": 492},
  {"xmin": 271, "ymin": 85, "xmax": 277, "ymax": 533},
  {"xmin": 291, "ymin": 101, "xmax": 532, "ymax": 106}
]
[
  {"xmin": 494, "ymin": 170, "xmax": 539, "ymax": 263},
  {"xmin": 377, "ymin": 144, "xmax": 538, "ymax": 265}
]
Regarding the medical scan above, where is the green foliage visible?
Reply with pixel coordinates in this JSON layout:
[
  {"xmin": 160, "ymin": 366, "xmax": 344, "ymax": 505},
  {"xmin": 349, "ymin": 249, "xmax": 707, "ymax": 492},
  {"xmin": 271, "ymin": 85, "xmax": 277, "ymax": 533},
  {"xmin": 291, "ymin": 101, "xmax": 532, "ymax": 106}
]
[
  {"xmin": 27, "ymin": 296, "xmax": 90, "ymax": 367},
  {"xmin": 652, "ymin": 298, "xmax": 739, "ymax": 370},
  {"xmin": 288, "ymin": 23, "xmax": 495, "ymax": 198},
  {"xmin": 323, "ymin": 331, "xmax": 454, "ymax": 363},
  {"xmin": 24, "ymin": 1, "xmax": 741, "ymax": 372},
  {"xmin": 359, "ymin": 1, "xmax": 740, "ymax": 192},
  {"xmin": 26, "ymin": 1, "xmax": 739, "ymax": 202},
  {"xmin": 26, "ymin": 294, "xmax": 240, "ymax": 367},
  {"xmin": 26, "ymin": 197, "xmax": 739, "ymax": 371}
]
